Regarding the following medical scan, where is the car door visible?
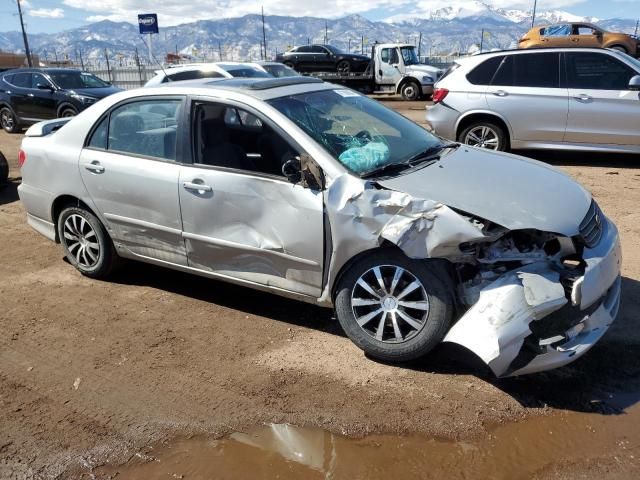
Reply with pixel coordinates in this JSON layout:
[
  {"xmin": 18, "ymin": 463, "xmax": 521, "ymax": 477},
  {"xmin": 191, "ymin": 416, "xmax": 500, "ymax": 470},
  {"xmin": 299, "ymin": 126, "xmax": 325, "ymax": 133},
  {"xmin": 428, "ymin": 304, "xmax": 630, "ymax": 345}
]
[
  {"xmin": 178, "ymin": 99, "xmax": 324, "ymax": 297},
  {"xmin": 569, "ymin": 24, "xmax": 602, "ymax": 48},
  {"xmin": 564, "ymin": 51, "xmax": 640, "ymax": 146},
  {"xmin": 485, "ymin": 52, "xmax": 568, "ymax": 143},
  {"xmin": 294, "ymin": 46, "xmax": 313, "ymax": 70},
  {"xmin": 376, "ymin": 48, "xmax": 402, "ymax": 86},
  {"xmin": 538, "ymin": 25, "xmax": 573, "ymax": 48},
  {"xmin": 79, "ymin": 96, "xmax": 188, "ymax": 265},
  {"xmin": 29, "ymin": 73, "xmax": 57, "ymax": 120},
  {"xmin": 8, "ymin": 72, "xmax": 32, "ymax": 119},
  {"xmin": 315, "ymin": 46, "xmax": 333, "ymax": 70}
]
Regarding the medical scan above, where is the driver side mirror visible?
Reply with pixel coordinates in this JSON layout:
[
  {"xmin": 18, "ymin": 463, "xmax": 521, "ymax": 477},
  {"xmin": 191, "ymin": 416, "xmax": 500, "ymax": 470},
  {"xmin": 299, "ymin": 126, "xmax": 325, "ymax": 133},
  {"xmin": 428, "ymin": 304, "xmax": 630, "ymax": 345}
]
[
  {"xmin": 282, "ymin": 154, "xmax": 325, "ymax": 190},
  {"xmin": 282, "ymin": 157, "xmax": 302, "ymax": 184},
  {"xmin": 36, "ymin": 84, "xmax": 54, "ymax": 91},
  {"xmin": 629, "ymin": 75, "xmax": 640, "ymax": 91}
]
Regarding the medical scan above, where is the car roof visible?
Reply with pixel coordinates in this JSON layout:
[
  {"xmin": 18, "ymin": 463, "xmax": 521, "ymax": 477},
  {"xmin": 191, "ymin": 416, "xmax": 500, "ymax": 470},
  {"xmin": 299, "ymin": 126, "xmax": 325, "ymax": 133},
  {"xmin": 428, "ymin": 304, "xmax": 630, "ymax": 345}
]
[
  {"xmin": 459, "ymin": 46, "xmax": 628, "ymax": 63},
  {"xmin": 153, "ymin": 76, "xmax": 336, "ymax": 100}
]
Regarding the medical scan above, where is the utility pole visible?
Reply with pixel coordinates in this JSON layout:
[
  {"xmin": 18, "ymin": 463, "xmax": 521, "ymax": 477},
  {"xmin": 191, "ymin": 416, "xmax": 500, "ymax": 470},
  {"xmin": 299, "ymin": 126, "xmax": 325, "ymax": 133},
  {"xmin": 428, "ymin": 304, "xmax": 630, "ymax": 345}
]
[
  {"xmin": 261, "ymin": 6, "xmax": 268, "ymax": 60},
  {"xmin": 635, "ymin": 19, "xmax": 639, "ymax": 37},
  {"xmin": 417, "ymin": 32, "xmax": 423, "ymax": 58},
  {"xmin": 531, "ymin": 0, "xmax": 538, "ymax": 28},
  {"xmin": 218, "ymin": 41, "xmax": 223, "ymax": 61},
  {"xmin": 361, "ymin": 35, "xmax": 364, "ymax": 55},
  {"xmin": 324, "ymin": 21, "xmax": 328, "ymax": 45},
  {"xmin": 15, "ymin": 0, "xmax": 33, "ymax": 66}
]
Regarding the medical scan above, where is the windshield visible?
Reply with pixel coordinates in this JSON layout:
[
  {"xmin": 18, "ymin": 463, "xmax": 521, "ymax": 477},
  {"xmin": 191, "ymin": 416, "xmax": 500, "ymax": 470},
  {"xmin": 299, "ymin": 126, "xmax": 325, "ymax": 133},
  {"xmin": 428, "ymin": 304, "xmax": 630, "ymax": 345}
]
[
  {"xmin": 325, "ymin": 45, "xmax": 346, "ymax": 55},
  {"xmin": 400, "ymin": 47, "xmax": 419, "ymax": 66},
  {"xmin": 263, "ymin": 64, "xmax": 299, "ymax": 77},
  {"xmin": 268, "ymin": 89, "xmax": 442, "ymax": 176},
  {"xmin": 49, "ymin": 71, "xmax": 110, "ymax": 89},
  {"xmin": 222, "ymin": 66, "xmax": 272, "ymax": 78}
]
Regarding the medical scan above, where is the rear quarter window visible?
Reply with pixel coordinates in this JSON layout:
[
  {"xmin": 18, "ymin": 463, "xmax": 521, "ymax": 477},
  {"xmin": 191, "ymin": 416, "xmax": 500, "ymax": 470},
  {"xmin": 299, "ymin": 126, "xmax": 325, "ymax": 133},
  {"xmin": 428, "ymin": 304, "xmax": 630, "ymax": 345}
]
[{"xmin": 466, "ymin": 56, "xmax": 504, "ymax": 85}]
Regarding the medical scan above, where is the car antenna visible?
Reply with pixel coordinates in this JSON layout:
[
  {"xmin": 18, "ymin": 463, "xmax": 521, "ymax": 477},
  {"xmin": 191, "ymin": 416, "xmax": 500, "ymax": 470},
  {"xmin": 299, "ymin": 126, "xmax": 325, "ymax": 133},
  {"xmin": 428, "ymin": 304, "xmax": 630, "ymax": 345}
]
[{"xmin": 137, "ymin": 35, "xmax": 172, "ymax": 82}]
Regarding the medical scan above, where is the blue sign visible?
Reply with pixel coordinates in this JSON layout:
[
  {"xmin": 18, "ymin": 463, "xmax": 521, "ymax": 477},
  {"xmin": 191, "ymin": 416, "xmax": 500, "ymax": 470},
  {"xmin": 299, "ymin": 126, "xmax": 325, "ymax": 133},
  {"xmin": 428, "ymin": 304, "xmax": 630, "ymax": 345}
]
[{"xmin": 138, "ymin": 14, "xmax": 158, "ymax": 34}]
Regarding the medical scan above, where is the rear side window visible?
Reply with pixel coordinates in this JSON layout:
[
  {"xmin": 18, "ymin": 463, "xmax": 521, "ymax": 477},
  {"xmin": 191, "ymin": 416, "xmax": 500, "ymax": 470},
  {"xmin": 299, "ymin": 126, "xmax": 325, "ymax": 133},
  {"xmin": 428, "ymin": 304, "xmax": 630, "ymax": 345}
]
[
  {"xmin": 565, "ymin": 52, "xmax": 635, "ymax": 90},
  {"xmin": 88, "ymin": 116, "xmax": 108, "ymax": 149},
  {"xmin": 11, "ymin": 72, "xmax": 32, "ymax": 88},
  {"xmin": 492, "ymin": 53, "xmax": 560, "ymax": 88},
  {"xmin": 466, "ymin": 56, "xmax": 504, "ymax": 85},
  {"xmin": 541, "ymin": 25, "xmax": 571, "ymax": 37},
  {"xmin": 297, "ymin": 46, "xmax": 312, "ymax": 53},
  {"xmin": 167, "ymin": 70, "xmax": 224, "ymax": 82},
  {"xmin": 98, "ymin": 99, "xmax": 182, "ymax": 160}
]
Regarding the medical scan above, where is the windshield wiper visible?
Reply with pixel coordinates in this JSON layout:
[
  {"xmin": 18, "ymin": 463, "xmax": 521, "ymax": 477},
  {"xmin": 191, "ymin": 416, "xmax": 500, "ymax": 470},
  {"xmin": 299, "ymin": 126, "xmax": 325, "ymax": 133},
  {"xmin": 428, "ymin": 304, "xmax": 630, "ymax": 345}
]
[{"xmin": 404, "ymin": 142, "xmax": 460, "ymax": 165}]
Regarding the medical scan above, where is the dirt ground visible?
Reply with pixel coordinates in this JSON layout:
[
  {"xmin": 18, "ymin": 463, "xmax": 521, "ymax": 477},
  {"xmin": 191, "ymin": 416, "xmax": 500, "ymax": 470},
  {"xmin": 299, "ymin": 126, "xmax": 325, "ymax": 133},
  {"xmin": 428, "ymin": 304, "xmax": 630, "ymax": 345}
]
[{"xmin": 1, "ymin": 101, "xmax": 640, "ymax": 479}]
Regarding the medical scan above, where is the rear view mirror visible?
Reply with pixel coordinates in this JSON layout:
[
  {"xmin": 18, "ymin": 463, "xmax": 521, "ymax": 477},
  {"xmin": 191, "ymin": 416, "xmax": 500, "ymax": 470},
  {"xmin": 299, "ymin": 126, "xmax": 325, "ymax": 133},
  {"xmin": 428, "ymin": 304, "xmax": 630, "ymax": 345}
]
[{"xmin": 629, "ymin": 75, "xmax": 640, "ymax": 91}]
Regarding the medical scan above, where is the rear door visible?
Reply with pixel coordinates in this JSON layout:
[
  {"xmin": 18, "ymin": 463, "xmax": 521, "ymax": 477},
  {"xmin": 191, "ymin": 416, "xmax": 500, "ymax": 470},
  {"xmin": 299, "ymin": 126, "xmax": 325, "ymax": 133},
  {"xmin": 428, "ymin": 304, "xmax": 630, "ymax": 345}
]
[
  {"xmin": 564, "ymin": 51, "xmax": 640, "ymax": 146},
  {"xmin": 8, "ymin": 72, "xmax": 32, "ymax": 119},
  {"xmin": 486, "ymin": 52, "xmax": 568, "ymax": 142},
  {"xmin": 538, "ymin": 24, "xmax": 573, "ymax": 48},
  {"xmin": 79, "ymin": 96, "xmax": 188, "ymax": 265},
  {"xmin": 178, "ymin": 99, "xmax": 324, "ymax": 297}
]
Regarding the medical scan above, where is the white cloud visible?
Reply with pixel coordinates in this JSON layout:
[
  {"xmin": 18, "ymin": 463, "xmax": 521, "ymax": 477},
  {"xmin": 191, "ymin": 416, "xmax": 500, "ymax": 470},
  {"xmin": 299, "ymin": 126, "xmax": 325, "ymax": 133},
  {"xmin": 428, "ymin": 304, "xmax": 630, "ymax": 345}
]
[{"xmin": 28, "ymin": 7, "xmax": 65, "ymax": 19}]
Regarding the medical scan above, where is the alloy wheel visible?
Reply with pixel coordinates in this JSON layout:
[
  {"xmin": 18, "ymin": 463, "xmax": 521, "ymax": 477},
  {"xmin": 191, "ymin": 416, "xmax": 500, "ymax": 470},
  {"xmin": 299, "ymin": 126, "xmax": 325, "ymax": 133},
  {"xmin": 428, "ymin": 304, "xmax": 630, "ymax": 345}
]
[
  {"xmin": 464, "ymin": 126, "xmax": 500, "ymax": 150},
  {"xmin": 63, "ymin": 214, "xmax": 101, "ymax": 268},
  {"xmin": 351, "ymin": 265, "xmax": 430, "ymax": 343},
  {"xmin": 1, "ymin": 110, "xmax": 14, "ymax": 130}
]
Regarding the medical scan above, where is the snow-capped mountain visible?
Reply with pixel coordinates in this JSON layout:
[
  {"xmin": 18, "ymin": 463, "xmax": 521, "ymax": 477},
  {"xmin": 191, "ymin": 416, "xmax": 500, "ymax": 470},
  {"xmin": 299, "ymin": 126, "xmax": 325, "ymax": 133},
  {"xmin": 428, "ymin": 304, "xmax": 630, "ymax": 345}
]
[{"xmin": 0, "ymin": 9, "xmax": 636, "ymax": 65}]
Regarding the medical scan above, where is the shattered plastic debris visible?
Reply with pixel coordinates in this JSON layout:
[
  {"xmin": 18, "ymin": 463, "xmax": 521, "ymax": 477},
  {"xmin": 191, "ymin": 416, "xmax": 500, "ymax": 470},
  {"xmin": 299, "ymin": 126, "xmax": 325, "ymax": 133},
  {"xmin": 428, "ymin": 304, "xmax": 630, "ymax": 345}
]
[{"xmin": 73, "ymin": 377, "xmax": 81, "ymax": 390}]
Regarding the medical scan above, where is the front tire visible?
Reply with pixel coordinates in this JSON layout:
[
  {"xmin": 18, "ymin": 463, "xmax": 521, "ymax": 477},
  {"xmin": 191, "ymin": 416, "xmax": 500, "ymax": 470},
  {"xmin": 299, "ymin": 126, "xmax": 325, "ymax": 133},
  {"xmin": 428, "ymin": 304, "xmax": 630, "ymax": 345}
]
[
  {"xmin": 334, "ymin": 250, "xmax": 453, "ymax": 363},
  {"xmin": 459, "ymin": 121, "xmax": 508, "ymax": 151},
  {"xmin": 57, "ymin": 206, "xmax": 118, "ymax": 279},
  {"xmin": 336, "ymin": 60, "xmax": 351, "ymax": 74},
  {"xmin": 59, "ymin": 107, "xmax": 78, "ymax": 118},
  {"xmin": 400, "ymin": 81, "xmax": 422, "ymax": 101},
  {"xmin": 0, "ymin": 107, "xmax": 20, "ymax": 133}
]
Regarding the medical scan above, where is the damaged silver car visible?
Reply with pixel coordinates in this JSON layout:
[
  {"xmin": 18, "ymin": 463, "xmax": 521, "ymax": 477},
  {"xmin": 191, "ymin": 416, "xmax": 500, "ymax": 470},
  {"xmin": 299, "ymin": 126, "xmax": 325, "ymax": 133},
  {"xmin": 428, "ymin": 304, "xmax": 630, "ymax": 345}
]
[{"xmin": 18, "ymin": 77, "xmax": 622, "ymax": 377}]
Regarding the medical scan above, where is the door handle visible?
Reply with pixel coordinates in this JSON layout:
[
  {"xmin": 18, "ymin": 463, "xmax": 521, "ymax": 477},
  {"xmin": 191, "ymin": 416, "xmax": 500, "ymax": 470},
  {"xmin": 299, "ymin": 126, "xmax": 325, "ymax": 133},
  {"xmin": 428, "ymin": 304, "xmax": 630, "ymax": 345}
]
[
  {"xmin": 83, "ymin": 161, "xmax": 105, "ymax": 174},
  {"xmin": 492, "ymin": 90, "xmax": 508, "ymax": 97},
  {"xmin": 574, "ymin": 94, "xmax": 592, "ymax": 102},
  {"xmin": 183, "ymin": 181, "xmax": 212, "ymax": 193}
]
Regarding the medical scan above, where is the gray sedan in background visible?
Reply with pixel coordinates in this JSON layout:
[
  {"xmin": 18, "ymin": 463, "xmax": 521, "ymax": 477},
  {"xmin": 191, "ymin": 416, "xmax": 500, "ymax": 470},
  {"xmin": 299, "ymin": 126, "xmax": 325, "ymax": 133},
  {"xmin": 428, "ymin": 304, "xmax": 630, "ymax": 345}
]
[
  {"xmin": 18, "ymin": 76, "xmax": 621, "ymax": 377},
  {"xmin": 428, "ymin": 47, "xmax": 640, "ymax": 153}
]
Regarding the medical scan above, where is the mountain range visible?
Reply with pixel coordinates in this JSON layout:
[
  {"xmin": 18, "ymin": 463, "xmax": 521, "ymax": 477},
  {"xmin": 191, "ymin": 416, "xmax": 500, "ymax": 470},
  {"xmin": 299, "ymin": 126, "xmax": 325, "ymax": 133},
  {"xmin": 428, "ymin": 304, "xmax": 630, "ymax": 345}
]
[{"xmin": 0, "ymin": 1, "xmax": 638, "ymax": 65}]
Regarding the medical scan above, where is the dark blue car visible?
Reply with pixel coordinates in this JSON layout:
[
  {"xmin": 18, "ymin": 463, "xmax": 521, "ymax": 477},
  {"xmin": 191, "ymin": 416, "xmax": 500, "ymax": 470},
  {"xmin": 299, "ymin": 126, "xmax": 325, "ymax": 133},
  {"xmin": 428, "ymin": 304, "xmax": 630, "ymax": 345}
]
[{"xmin": 0, "ymin": 68, "xmax": 122, "ymax": 133}]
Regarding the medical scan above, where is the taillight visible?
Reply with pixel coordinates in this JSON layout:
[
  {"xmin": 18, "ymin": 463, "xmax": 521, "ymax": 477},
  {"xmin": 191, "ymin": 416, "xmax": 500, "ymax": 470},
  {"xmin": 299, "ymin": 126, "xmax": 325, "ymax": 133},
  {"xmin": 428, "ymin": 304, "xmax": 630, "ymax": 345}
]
[
  {"xmin": 18, "ymin": 149, "xmax": 26, "ymax": 168},
  {"xmin": 432, "ymin": 88, "xmax": 449, "ymax": 104}
]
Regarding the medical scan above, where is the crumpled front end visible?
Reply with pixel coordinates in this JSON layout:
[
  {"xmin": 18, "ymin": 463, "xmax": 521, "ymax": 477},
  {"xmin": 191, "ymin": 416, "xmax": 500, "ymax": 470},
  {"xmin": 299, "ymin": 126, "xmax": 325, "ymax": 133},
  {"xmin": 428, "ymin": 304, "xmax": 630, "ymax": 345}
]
[{"xmin": 444, "ymin": 208, "xmax": 622, "ymax": 377}]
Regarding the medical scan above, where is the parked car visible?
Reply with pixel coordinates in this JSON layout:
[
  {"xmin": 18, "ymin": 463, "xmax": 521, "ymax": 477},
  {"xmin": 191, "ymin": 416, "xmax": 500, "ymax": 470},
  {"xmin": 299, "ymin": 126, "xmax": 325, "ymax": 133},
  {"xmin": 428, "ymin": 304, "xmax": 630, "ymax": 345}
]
[
  {"xmin": 428, "ymin": 48, "xmax": 640, "ymax": 153},
  {"xmin": 18, "ymin": 76, "xmax": 621, "ymax": 377},
  {"xmin": 0, "ymin": 150, "xmax": 8, "ymax": 187},
  {"xmin": 257, "ymin": 61, "xmax": 300, "ymax": 77},
  {"xmin": 0, "ymin": 68, "xmax": 122, "ymax": 133},
  {"xmin": 519, "ymin": 23, "xmax": 640, "ymax": 57},
  {"xmin": 275, "ymin": 45, "xmax": 370, "ymax": 73},
  {"xmin": 145, "ymin": 62, "xmax": 272, "ymax": 87}
]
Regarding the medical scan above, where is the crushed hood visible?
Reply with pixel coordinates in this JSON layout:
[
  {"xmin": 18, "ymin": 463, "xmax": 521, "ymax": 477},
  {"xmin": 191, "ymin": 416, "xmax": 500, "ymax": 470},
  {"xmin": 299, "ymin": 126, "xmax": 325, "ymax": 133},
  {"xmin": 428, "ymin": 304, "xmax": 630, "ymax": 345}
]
[{"xmin": 379, "ymin": 147, "xmax": 591, "ymax": 236}]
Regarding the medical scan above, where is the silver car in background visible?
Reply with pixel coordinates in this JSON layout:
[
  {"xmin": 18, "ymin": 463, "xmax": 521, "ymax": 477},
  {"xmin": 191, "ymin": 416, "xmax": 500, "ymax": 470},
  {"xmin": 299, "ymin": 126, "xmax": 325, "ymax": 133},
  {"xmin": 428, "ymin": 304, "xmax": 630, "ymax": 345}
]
[
  {"xmin": 18, "ymin": 77, "xmax": 621, "ymax": 377},
  {"xmin": 428, "ymin": 48, "xmax": 640, "ymax": 153}
]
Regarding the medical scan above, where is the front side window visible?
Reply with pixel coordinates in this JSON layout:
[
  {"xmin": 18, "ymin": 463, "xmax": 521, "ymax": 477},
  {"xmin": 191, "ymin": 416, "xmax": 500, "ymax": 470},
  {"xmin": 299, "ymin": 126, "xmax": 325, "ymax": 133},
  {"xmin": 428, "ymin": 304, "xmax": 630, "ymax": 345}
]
[
  {"xmin": 48, "ymin": 71, "xmax": 110, "ymax": 89},
  {"xmin": 574, "ymin": 25, "xmax": 598, "ymax": 36},
  {"xmin": 492, "ymin": 53, "xmax": 560, "ymax": 88},
  {"xmin": 381, "ymin": 48, "xmax": 399, "ymax": 65},
  {"xmin": 566, "ymin": 52, "xmax": 635, "ymax": 90},
  {"xmin": 104, "ymin": 99, "xmax": 182, "ymax": 160},
  {"xmin": 268, "ymin": 89, "xmax": 442, "ymax": 176},
  {"xmin": 296, "ymin": 46, "xmax": 312, "ymax": 53},
  {"xmin": 400, "ymin": 47, "xmax": 419, "ymax": 66},
  {"xmin": 32, "ymin": 73, "xmax": 51, "ymax": 89},
  {"xmin": 193, "ymin": 102, "xmax": 299, "ymax": 177}
]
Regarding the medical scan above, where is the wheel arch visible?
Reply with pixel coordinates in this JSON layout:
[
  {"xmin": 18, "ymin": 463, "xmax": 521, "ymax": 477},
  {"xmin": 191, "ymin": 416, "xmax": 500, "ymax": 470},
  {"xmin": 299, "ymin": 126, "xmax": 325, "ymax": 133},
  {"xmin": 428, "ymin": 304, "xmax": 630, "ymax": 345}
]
[
  {"xmin": 51, "ymin": 195, "xmax": 98, "ymax": 243},
  {"xmin": 455, "ymin": 111, "xmax": 512, "ymax": 146},
  {"xmin": 396, "ymin": 76, "xmax": 421, "ymax": 94}
]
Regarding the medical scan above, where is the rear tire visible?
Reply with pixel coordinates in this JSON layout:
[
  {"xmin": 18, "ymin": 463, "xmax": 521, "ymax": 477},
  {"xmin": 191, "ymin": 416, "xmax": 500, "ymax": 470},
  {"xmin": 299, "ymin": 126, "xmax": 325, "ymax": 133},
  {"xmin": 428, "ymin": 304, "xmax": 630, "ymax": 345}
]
[
  {"xmin": 57, "ymin": 206, "xmax": 118, "ymax": 279},
  {"xmin": 0, "ymin": 151, "xmax": 8, "ymax": 187},
  {"xmin": 336, "ymin": 60, "xmax": 351, "ymax": 74},
  {"xmin": 0, "ymin": 107, "xmax": 20, "ymax": 134},
  {"xmin": 459, "ymin": 121, "xmax": 508, "ymax": 151},
  {"xmin": 334, "ymin": 250, "xmax": 453, "ymax": 363},
  {"xmin": 400, "ymin": 81, "xmax": 422, "ymax": 101}
]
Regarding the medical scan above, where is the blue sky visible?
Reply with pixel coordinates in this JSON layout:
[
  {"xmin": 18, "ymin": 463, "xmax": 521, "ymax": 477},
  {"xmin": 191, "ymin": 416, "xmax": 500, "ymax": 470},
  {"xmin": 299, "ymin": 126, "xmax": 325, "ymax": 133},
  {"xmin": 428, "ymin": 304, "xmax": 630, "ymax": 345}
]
[{"xmin": 1, "ymin": 0, "xmax": 639, "ymax": 34}]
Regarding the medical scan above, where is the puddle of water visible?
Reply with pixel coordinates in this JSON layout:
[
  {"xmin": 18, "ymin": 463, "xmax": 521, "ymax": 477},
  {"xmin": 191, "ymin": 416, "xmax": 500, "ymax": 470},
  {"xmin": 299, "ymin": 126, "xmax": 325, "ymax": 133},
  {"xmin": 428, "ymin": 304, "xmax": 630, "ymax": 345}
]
[{"xmin": 105, "ymin": 402, "xmax": 640, "ymax": 480}]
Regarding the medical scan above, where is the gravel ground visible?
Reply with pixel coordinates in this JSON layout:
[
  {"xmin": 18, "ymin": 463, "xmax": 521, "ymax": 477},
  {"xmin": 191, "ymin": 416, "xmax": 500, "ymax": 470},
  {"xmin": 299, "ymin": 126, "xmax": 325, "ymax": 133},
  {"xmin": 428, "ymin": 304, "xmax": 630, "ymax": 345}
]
[{"xmin": 1, "ymin": 101, "xmax": 639, "ymax": 479}]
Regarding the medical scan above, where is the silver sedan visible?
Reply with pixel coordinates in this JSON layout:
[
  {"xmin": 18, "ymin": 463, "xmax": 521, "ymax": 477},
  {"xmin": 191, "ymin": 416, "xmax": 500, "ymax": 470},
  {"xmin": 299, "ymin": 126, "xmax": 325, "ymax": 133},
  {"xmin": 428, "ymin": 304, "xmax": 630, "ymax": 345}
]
[{"xmin": 18, "ymin": 77, "xmax": 622, "ymax": 377}]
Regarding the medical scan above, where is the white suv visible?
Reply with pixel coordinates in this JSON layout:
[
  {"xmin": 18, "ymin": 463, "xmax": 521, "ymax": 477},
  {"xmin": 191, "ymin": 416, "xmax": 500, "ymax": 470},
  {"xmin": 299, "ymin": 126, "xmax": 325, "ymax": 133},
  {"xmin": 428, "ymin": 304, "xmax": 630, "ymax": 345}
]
[{"xmin": 427, "ymin": 48, "xmax": 640, "ymax": 153}]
